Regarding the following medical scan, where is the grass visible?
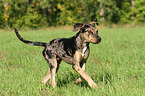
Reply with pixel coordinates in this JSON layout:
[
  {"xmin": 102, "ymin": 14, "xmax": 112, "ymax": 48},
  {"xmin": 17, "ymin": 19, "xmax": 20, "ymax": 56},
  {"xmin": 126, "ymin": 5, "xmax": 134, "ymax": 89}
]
[{"xmin": 0, "ymin": 27, "xmax": 145, "ymax": 96}]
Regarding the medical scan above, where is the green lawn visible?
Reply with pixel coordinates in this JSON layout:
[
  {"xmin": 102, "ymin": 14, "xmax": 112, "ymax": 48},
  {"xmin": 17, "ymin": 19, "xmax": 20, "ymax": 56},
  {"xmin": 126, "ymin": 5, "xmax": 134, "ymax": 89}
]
[{"xmin": 0, "ymin": 27, "xmax": 145, "ymax": 96}]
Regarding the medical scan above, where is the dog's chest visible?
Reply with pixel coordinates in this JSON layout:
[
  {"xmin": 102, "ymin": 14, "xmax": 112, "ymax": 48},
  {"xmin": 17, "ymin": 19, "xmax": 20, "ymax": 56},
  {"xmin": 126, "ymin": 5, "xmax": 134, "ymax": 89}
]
[
  {"xmin": 81, "ymin": 44, "xmax": 88, "ymax": 58},
  {"xmin": 81, "ymin": 44, "xmax": 88, "ymax": 60}
]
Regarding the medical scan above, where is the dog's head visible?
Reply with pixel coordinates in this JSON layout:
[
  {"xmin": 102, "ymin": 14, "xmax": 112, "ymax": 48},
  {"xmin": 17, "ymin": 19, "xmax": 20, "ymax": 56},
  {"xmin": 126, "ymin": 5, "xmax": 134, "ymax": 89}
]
[{"xmin": 73, "ymin": 19, "xmax": 101, "ymax": 44}]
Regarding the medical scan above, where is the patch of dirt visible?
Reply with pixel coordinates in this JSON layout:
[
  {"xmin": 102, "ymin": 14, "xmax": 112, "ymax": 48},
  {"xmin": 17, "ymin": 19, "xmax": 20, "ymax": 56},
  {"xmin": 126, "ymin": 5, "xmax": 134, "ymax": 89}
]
[{"xmin": 0, "ymin": 50, "xmax": 7, "ymax": 60}]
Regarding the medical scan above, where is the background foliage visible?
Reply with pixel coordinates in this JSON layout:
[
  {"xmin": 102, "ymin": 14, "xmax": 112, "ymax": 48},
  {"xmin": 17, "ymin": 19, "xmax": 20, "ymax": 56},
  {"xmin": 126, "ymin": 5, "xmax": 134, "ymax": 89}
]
[{"xmin": 0, "ymin": 0, "xmax": 145, "ymax": 28}]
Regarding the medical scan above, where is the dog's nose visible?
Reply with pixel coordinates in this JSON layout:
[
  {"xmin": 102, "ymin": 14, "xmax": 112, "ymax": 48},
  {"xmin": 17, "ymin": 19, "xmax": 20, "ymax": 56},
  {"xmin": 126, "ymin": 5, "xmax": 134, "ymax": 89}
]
[{"xmin": 97, "ymin": 37, "xmax": 101, "ymax": 42}]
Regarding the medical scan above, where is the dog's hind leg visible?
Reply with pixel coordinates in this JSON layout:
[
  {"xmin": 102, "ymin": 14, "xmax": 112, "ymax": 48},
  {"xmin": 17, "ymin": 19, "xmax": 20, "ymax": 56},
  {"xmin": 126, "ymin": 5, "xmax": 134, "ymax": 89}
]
[
  {"xmin": 49, "ymin": 55, "xmax": 58, "ymax": 88},
  {"xmin": 42, "ymin": 50, "xmax": 52, "ymax": 85},
  {"xmin": 43, "ymin": 49, "xmax": 58, "ymax": 88},
  {"xmin": 42, "ymin": 65, "xmax": 51, "ymax": 85},
  {"xmin": 42, "ymin": 57, "xmax": 61, "ymax": 86}
]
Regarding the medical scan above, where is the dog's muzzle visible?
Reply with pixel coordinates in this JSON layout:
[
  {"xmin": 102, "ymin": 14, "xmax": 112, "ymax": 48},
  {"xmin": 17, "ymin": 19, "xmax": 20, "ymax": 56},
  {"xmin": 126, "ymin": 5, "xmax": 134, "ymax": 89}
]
[
  {"xmin": 93, "ymin": 37, "xmax": 101, "ymax": 44},
  {"xmin": 97, "ymin": 37, "xmax": 101, "ymax": 43}
]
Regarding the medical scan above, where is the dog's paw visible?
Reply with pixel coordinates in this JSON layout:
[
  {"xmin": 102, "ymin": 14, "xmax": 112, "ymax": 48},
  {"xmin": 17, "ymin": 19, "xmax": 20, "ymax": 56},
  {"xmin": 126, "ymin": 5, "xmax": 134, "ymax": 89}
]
[
  {"xmin": 42, "ymin": 80, "xmax": 47, "ymax": 85},
  {"xmin": 75, "ymin": 78, "xmax": 83, "ymax": 84},
  {"xmin": 92, "ymin": 83, "xmax": 98, "ymax": 90}
]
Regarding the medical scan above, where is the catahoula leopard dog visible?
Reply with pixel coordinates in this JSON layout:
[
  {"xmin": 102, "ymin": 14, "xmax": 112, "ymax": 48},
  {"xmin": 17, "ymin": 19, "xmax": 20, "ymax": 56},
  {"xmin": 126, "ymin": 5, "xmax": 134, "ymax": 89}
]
[{"xmin": 14, "ymin": 19, "xmax": 101, "ymax": 89}]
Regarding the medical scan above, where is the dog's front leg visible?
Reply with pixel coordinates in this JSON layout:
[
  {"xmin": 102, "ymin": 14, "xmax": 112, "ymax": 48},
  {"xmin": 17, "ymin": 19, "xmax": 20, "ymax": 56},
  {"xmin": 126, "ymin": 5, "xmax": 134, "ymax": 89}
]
[
  {"xmin": 72, "ymin": 65, "xmax": 98, "ymax": 89},
  {"xmin": 75, "ymin": 61, "xmax": 86, "ymax": 84},
  {"xmin": 73, "ymin": 51, "xmax": 98, "ymax": 89}
]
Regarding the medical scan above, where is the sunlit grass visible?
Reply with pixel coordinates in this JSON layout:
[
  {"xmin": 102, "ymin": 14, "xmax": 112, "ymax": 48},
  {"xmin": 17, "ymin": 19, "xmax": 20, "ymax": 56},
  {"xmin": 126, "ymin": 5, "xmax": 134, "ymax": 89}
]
[{"xmin": 0, "ymin": 27, "xmax": 145, "ymax": 95}]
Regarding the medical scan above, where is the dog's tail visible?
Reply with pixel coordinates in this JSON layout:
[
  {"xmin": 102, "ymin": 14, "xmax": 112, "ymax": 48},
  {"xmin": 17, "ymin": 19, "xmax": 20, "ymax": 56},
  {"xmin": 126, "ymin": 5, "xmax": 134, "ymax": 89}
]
[{"xmin": 14, "ymin": 28, "xmax": 47, "ymax": 47}]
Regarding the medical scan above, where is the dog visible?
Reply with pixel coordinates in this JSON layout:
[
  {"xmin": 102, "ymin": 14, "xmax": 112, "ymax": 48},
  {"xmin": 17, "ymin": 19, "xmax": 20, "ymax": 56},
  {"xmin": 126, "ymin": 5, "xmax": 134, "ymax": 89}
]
[{"xmin": 14, "ymin": 19, "xmax": 101, "ymax": 89}]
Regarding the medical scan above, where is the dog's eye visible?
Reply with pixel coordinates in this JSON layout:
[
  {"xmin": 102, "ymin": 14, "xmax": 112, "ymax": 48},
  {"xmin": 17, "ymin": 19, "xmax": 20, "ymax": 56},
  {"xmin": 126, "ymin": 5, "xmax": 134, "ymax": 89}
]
[{"xmin": 95, "ymin": 29, "xmax": 98, "ymax": 33}]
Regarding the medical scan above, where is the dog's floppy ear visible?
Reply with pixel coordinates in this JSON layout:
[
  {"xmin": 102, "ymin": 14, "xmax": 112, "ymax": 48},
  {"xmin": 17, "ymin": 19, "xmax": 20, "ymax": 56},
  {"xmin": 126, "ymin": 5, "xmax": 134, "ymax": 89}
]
[
  {"xmin": 73, "ymin": 23, "xmax": 85, "ymax": 32},
  {"xmin": 90, "ymin": 18, "xmax": 99, "ymax": 26}
]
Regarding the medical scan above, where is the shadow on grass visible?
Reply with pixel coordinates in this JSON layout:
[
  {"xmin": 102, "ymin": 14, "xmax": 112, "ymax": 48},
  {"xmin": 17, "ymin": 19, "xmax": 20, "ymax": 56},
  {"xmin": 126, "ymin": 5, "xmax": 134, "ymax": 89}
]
[
  {"xmin": 56, "ymin": 72, "xmax": 79, "ymax": 87},
  {"xmin": 57, "ymin": 72, "xmax": 113, "ymax": 88},
  {"xmin": 44, "ymin": 71, "xmax": 113, "ymax": 89}
]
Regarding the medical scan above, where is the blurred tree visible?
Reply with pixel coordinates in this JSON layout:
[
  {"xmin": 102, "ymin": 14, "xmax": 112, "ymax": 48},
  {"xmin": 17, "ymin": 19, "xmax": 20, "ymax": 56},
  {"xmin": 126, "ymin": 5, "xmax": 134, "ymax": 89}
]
[
  {"xmin": 0, "ymin": 0, "xmax": 5, "ymax": 28},
  {"xmin": 134, "ymin": 0, "xmax": 145, "ymax": 23},
  {"xmin": 4, "ymin": 0, "xmax": 9, "ymax": 27},
  {"xmin": 7, "ymin": 0, "xmax": 27, "ymax": 28},
  {"xmin": 119, "ymin": 0, "xmax": 132, "ymax": 23},
  {"xmin": 131, "ymin": 0, "xmax": 135, "ymax": 19},
  {"xmin": 57, "ymin": 0, "xmax": 84, "ymax": 25},
  {"xmin": 80, "ymin": 0, "xmax": 100, "ymax": 23},
  {"xmin": 99, "ymin": 0, "xmax": 105, "ymax": 22},
  {"xmin": 40, "ymin": 0, "xmax": 60, "ymax": 26},
  {"xmin": 103, "ymin": 0, "xmax": 120, "ymax": 23},
  {"xmin": 23, "ymin": 0, "xmax": 47, "ymax": 28},
  {"xmin": 0, "ymin": 0, "xmax": 145, "ymax": 28}
]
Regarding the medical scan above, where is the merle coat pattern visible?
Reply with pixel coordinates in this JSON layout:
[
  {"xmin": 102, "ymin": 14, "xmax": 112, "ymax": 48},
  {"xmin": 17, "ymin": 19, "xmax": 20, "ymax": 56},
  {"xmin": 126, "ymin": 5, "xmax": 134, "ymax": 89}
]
[{"xmin": 14, "ymin": 19, "xmax": 101, "ymax": 89}]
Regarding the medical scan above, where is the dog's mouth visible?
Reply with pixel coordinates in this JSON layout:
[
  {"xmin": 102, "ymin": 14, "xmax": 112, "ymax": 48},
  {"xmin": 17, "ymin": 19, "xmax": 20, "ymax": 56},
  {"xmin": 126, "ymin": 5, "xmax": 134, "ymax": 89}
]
[
  {"xmin": 91, "ymin": 37, "xmax": 101, "ymax": 44},
  {"xmin": 92, "ymin": 41, "xmax": 101, "ymax": 44}
]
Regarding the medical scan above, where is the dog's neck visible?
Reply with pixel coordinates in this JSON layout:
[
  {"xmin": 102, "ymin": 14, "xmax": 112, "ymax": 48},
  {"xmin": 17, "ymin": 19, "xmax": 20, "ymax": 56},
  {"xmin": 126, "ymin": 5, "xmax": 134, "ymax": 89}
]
[{"xmin": 73, "ymin": 32, "xmax": 89, "ymax": 55}]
